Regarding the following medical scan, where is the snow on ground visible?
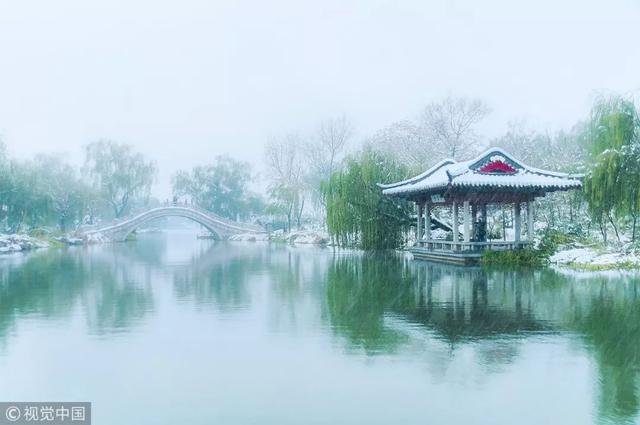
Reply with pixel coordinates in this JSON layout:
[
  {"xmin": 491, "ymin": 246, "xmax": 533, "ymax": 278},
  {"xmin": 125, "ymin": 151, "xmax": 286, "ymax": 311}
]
[
  {"xmin": 549, "ymin": 247, "xmax": 598, "ymax": 264},
  {"xmin": 0, "ymin": 234, "xmax": 49, "ymax": 253},
  {"xmin": 56, "ymin": 236, "xmax": 84, "ymax": 245},
  {"xmin": 228, "ymin": 229, "xmax": 329, "ymax": 245},
  {"xmin": 84, "ymin": 232, "xmax": 107, "ymax": 244},
  {"xmin": 550, "ymin": 245, "xmax": 640, "ymax": 268},
  {"xmin": 284, "ymin": 230, "xmax": 329, "ymax": 245},
  {"xmin": 228, "ymin": 232, "xmax": 270, "ymax": 242}
]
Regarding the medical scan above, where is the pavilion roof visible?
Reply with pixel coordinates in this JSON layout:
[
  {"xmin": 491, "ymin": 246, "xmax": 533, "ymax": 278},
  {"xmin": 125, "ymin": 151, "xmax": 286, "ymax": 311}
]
[{"xmin": 379, "ymin": 148, "xmax": 582, "ymax": 197}]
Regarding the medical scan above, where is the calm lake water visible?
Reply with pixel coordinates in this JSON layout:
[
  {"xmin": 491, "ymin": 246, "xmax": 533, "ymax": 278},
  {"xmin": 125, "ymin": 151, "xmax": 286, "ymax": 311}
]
[{"xmin": 0, "ymin": 231, "xmax": 638, "ymax": 425}]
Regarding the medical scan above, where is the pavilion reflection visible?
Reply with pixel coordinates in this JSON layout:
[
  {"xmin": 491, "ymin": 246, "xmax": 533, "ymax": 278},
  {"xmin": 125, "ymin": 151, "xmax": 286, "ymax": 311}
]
[
  {"xmin": 406, "ymin": 263, "xmax": 549, "ymax": 343},
  {"xmin": 326, "ymin": 255, "xmax": 549, "ymax": 355},
  {"xmin": 326, "ymin": 254, "xmax": 640, "ymax": 424}
]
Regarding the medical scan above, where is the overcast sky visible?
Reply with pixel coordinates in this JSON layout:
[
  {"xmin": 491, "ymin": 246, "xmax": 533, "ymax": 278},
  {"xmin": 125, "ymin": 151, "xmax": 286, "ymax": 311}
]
[{"xmin": 0, "ymin": 0, "xmax": 638, "ymax": 197}]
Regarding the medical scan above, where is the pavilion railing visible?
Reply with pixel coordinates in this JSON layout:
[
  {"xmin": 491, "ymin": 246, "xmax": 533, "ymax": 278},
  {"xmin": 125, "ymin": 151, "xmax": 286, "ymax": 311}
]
[{"xmin": 416, "ymin": 239, "xmax": 532, "ymax": 252}]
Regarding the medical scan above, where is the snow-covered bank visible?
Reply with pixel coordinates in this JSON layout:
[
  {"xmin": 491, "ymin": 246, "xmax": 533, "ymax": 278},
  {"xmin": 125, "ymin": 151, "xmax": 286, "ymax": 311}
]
[
  {"xmin": 0, "ymin": 231, "xmax": 109, "ymax": 254},
  {"xmin": 227, "ymin": 232, "xmax": 270, "ymax": 242},
  {"xmin": 0, "ymin": 234, "xmax": 49, "ymax": 253},
  {"xmin": 227, "ymin": 229, "xmax": 329, "ymax": 245},
  {"xmin": 550, "ymin": 245, "xmax": 640, "ymax": 270}
]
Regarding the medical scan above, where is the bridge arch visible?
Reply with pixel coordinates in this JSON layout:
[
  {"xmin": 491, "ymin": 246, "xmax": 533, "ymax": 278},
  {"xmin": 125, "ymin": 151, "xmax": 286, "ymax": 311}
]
[
  {"xmin": 120, "ymin": 209, "xmax": 223, "ymax": 241},
  {"xmin": 84, "ymin": 206, "xmax": 262, "ymax": 242}
]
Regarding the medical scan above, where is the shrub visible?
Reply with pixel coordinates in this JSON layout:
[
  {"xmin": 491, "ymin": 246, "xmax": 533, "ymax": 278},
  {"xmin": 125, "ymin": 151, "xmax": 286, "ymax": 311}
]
[{"xmin": 481, "ymin": 249, "xmax": 546, "ymax": 266}]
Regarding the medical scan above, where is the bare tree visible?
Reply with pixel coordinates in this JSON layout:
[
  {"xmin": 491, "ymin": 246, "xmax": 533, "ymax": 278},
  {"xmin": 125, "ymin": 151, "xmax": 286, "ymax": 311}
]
[
  {"xmin": 420, "ymin": 96, "xmax": 490, "ymax": 159},
  {"xmin": 305, "ymin": 115, "xmax": 353, "ymax": 214},
  {"xmin": 492, "ymin": 120, "xmax": 588, "ymax": 171},
  {"xmin": 265, "ymin": 134, "xmax": 306, "ymax": 231},
  {"xmin": 307, "ymin": 115, "xmax": 353, "ymax": 178},
  {"xmin": 367, "ymin": 120, "xmax": 432, "ymax": 170}
]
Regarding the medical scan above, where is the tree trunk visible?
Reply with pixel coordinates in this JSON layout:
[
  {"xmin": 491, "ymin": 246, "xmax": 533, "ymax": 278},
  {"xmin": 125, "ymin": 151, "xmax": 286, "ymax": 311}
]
[
  {"xmin": 296, "ymin": 197, "xmax": 305, "ymax": 229},
  {"xmin": 599, "ymin": 218, "xmax": 607, "ymax": 244},
  {"xmin": 607, "ymin": 212, "xmax": 621, "ymax": 242},
  {"xmin": 287, "ymin": 203, "xmax": 293, "ymax": 233}
]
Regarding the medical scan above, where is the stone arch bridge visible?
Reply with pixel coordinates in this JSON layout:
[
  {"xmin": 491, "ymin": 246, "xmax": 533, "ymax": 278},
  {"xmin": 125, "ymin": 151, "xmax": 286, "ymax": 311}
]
[{"xmin": 81, "ymin": 206, "xmax": 264, "ymax": 242}]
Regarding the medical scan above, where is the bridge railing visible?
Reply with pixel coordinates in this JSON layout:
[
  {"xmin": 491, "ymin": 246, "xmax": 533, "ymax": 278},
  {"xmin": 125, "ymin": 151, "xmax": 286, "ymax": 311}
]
[
  {"xmin": 161, "ymin": 203, "xmax": 263, "ymax": 231},
  {"xmin": 78, "ymin": 203, "xmax": 263, "ymax": 234}
]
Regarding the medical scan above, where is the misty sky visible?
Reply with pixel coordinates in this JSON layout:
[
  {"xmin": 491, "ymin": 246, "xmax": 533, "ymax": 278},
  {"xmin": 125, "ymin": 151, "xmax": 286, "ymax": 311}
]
[{"xmin": 0, "ymin": 0, "xmax": 638, "ymax": 197}]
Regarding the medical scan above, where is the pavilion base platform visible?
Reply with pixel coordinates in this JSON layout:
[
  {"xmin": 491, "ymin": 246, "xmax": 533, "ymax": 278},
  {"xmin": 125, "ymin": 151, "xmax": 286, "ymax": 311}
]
[{"xmin": 410, "ymin": 240, "xmax": 533, "ymax": 265}]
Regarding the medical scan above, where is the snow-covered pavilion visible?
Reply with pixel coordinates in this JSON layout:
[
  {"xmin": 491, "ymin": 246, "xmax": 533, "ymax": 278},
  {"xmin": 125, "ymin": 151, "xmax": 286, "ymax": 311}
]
[{"xmin": 379, "ymin": 148, "xmax": 582, "ymax": 264}]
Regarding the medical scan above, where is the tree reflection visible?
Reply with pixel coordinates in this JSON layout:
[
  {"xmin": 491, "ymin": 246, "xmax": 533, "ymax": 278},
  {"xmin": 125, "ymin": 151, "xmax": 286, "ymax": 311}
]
[
  {"xmin": 82, "ymin": 251, "xmax": 155, "ymax": 336},
  {"xmin": 0, "ymin": 250, "xmax": 88, "ymax": 342},
  {"xmin": 0, "ymin": 241, "xmax": 638, "ymax": 424},
  {"xmin": 326, "ymin": 255, "xmax": 640, "ymax": 423},
  {"xmin": 170, "ymin": 243, "xmax": 266, "ymax": 311},
  {"xmin": 327, "ymin": 253, "xmax": 413, "ymax": 354},
  {"xmin": 0, "ymin": 246, "xmax": 155, "ymax": 343},
  {"xmin": 568, "ymin": 276, "xmax": 640, "ymax": 424}
]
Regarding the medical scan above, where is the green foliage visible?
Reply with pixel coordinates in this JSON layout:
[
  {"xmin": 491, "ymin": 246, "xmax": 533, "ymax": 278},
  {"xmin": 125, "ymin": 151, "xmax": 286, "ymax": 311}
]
[
  {"xmin": 564, "ymin": 261, "xmax": 639, "ymax": 271},
  {"xmin": 34, "ymin": 154, "xmax": 91, "ymax": 231},
  {"xmin": 482, "ymin": 229, "xmax": 580, "ymax": 266},
  {"xmin": 172, "ymin": 155, "xmax": 264, "ymax": 220},
  {"xmin": 84, "ymin": 140, "xmax": 156, "ymax": 218},
  {"xmin": 321, "ymin": 149, "xmax": 412, "ymax": 250},
  {"xmin": 583, "ymin": 96, "xmax": 640, "ymax": 242},
  {"xmin": 537, "ymin": 228, "xmax": 576, "ymax": 258},
  {"xmin": 0, "ymin": 145, "xmax": 90, "ymax": 232},
  {"xmin": 481, "ymin": 249, "xmax": 546, "ymax": 266}
]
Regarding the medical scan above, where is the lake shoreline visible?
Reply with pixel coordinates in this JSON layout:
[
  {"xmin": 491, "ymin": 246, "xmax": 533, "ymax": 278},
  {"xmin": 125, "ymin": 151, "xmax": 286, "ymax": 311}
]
[
  {"xmin": 549, "ymin": 246, "xmax": 640, "ymax": 271},
  {"xmin": 5, "ymin": 230, "xmax": 640, "ymax": 272}
]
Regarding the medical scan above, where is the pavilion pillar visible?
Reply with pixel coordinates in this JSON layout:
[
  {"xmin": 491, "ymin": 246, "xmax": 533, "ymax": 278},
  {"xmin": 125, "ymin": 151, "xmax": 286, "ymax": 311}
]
[
  {"xmin": 416, "ymin": 202, "xmax": 423, "ymax": 245},
  {"xmin": 471, "ymin": 204, "xmax": 478, "ymax": 241},
  {"xmin": 514, "ymin": 202, "xmax": 521, "ymax": 242},
  {"xmin": 527, "ymin": 201, "xmax": 535, "ymax": 241},
  {"xmin": 452, "ymin": 202, "xmax": 459, "ymax": 244},
  {"xmin": 481, "ymin": 204, "xmax": 488, "ymax": 243},
  {"xmin": 424, "ymin": 202, "xmax": 431, "ymax": 241},
  {"xmin": 463, "ymin": 201, "xmax": 471, "ymax": 243}
]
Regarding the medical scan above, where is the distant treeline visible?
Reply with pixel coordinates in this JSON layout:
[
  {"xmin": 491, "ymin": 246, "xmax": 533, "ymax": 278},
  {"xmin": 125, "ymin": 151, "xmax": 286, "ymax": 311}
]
[{"xmin": 0, "ymin": 140, "xmax": 156, "ymax": 233}]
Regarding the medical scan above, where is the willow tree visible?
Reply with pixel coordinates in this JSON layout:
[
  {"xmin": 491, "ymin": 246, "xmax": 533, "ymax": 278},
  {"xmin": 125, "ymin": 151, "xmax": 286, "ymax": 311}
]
[
  {"xmin": 84, "ymin": 140, "xmax": 157, "ymax": 218},
  {"xmin": 321, "ymin": 149, "xmax": 412, "ymax": 250},
  {"xmin": 584, "ymin": 96, "xmax": 640, "ymax": 242}
]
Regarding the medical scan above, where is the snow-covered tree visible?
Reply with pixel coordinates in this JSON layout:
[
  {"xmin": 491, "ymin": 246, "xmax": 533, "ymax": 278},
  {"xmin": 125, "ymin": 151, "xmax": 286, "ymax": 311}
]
[
  {"xmin": 420, "ymin": 96, "xmax": 490, "ymax": 160},
  {"xmin": 584, "ymin": 95, "xmax": 640, "ymax": 242},
  {"xmin": 367, "ymin": 120, "xmax": 432, "ymax": 171},
  {"xmin": 84, "ymin": 140, "xmax": 156, "ymax": 218},
  {"xmin": 265, "ymin": 134, "xmax": 306, "ymax": 231},
  {"xmin": 35, "ymin": 154, "xmax": 90, "ymax": 231},
  {"xmin": 172, "ymin": 155, "xmax": 263, "ymax": 220},
  {"xmin": 305, "ymin": 115, "xmax": 353, "ymax": 217}
]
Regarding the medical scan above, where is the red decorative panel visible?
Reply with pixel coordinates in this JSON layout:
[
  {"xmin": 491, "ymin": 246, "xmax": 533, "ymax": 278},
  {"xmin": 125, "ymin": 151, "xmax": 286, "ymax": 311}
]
[{"xmin": 478, "ymin": 160, "xmax": 517, "ymax": 174}]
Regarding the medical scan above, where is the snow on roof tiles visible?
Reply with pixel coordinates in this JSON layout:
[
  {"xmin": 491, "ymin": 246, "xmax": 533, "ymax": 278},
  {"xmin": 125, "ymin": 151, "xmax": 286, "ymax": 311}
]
[{"xmin": 379, "ymin": 147, "xmax": 582, "ymax": 197}]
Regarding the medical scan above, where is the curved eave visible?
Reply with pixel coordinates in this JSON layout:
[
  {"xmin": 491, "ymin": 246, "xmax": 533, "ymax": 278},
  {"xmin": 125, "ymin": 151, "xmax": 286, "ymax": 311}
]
[
  {"xmin": 383, "ymin": 179, "xmax": 582, "ymax": 198},
  {"xmin": 377, "ymin": 158, "xmax": 456, "ymax": 189},
  {"xmin": 450, "ymin": 181, "xmax": 583, "ymax": 190}
]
